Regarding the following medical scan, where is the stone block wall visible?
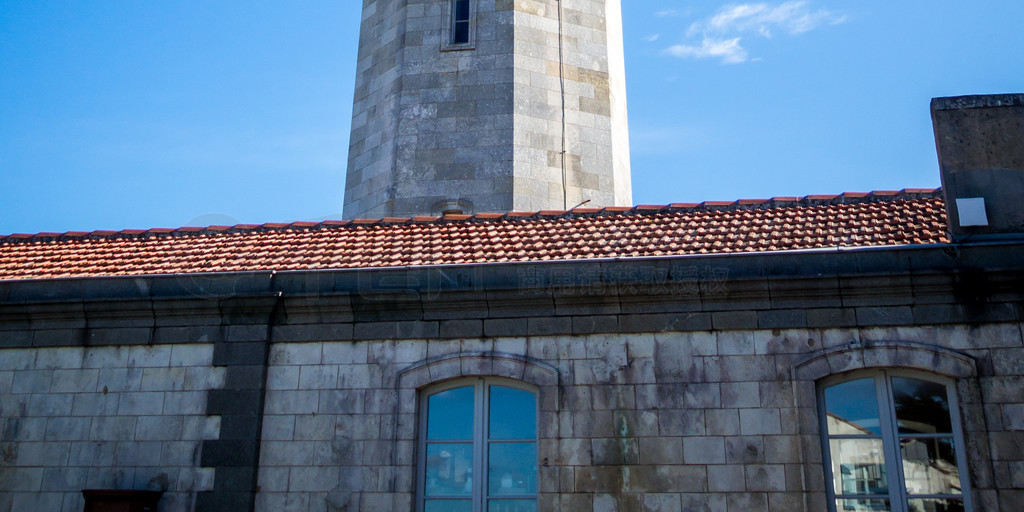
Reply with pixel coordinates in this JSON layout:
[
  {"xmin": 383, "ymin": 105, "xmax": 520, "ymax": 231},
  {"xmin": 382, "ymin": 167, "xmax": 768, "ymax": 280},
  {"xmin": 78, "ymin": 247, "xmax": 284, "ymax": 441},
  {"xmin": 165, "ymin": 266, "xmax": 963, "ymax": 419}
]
[
  {"xmin": 254, "ymin": 322, "xmax": 1024, "ymax": 511},
  {"xmin": 343, "ymin": 0, "xmax": 631, "ymax": 219},
  {"xmin": 0, "ymin": 345, "xmax": 223, "ymax": 512},
  {"xmin": 511, "ymin": 0, "xmax": 631, "ymax": 212}
]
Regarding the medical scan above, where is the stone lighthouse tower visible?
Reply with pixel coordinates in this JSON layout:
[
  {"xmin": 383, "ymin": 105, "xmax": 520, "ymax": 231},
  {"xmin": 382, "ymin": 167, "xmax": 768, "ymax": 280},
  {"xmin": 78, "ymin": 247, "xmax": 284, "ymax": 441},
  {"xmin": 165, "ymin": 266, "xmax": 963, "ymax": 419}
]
[{"xmin": 343, "ymin": 0, "xmax": 632, "ymax": 219}]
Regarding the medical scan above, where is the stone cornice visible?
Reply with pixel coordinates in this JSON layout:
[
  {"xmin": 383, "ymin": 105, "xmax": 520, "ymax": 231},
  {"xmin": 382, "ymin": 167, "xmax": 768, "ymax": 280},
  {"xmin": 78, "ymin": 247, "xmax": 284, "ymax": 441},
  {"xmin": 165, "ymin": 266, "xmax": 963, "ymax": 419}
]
[{"xmin": 1, "ymin": 242, "xmax": 1022, "ymax": 348}]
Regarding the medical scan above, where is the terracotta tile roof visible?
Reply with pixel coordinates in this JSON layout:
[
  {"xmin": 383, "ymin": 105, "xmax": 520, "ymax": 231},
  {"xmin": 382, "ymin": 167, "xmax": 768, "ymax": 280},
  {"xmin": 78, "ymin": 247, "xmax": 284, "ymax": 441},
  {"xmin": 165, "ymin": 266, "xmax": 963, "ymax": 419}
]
[{"xmin": 0, "ymin": 189, "xmax": 948, "ymax": 281}]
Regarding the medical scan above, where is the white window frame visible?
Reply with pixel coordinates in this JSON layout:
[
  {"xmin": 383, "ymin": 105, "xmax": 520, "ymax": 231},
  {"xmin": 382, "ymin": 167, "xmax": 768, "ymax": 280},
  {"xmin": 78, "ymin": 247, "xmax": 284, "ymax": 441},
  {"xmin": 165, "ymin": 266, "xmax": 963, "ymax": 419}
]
[
  {"xmin": 416, "ymin": 377, "xmax": 539, "ymax": 512},
  {"xmin": 818, "ymin": 369, "xmax": 974, "ymax": 512},
  {"xmin": 442, "ymin": 0, "xmax": 475, "ymax": 51}
]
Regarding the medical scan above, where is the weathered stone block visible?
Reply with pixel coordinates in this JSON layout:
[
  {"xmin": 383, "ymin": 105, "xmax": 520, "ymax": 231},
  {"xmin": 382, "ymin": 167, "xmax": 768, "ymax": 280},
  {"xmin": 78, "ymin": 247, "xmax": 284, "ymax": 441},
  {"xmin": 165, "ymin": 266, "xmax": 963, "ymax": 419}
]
[
  {"xmin": 627, "ymin": 465, "xmax": 708, "ymax": 493},
  {"xmin": 96, "ymin": 367, "xmax": 144, "ymax": 393},
  {"xmin": 0, "ymin": 467, "xmax": 43, "ymax": 491},
  {"xmin": 721, "ymin": 382, "xmax": 760, "ymax": 408},
  {"xmin": 117, "ymin": 392, "xmax": 164, "ymax": 416},
  {"xmin": 11, "ymin": 491, "xmax": 62, "ymax": 511},
  {"xmin": 12, "ymin": 370, "xmax": 52, "ymax": 394},
  {"xmin": 708, "ymin": 464, "xmax": 746, "ymax": 492},
  {"xmin": 140, "ymin": 367, "xmax": 186, "ymax": 391},
  {"xmin": 294, "ymin": 415, "xmax": 335, "ymax": 441},
  {"xmin": 745, "ymin": 464, "xmax": 786, "ymax": 492},
  {"xmin": 128, "ymin": 346, "xmax": 172, "ymax": 368},
  {"xmin": 40, "ymin": 467, "xmax": 88, "ymax": 492},
  {"xmin": 706, "ymin": 409, "xmax": 741, "ymax": 436},
  {"xmin": 740, "ymin": 408, "xmax": 782, "ymax": 436},
  {"xmin": 1002, "ymin": 403, "xmax": 1024, "ymax": 430},
  {"xmin": 725, "ymin": 436, "xmax": 765, "ymax": 464},
  {"xmin": 170, "ymin": 344, "xmax": 214, "ymax": 367},
  {"xmin": 264, "ymin": 391, "xmax": 319, "ymax": 415},
  {"xmin": 68, "ymin": 441, "xmax": 116, "ymax": 466},
  {"xmin": 657, "ymin": 410, "xmax": 705, "ymax": 437},
  {"xmin": 16, "ymin": 441, "xmax": 71, "ymax": 466},
  {"xmin": 683, "ymin": 436, "xmax": 726, "ymax": 465},
  {"xmin": 270, "ymin": 343, "xmax": 323, "ymax": 366},
  {"xmin": 298, "ymin": 365, "xmax": 339, "ymax": 390},
  {"xmin": 591, "ymin": 438, "xmax": 638, "ymax": 465},
  {"xmin": 162, "ymin": 391, "xmax": 206, "ymax": 415},
  {"xmin": 34, "ymin": 347, "xmax": 85, "ymax": 370},
  {"xmin": 28, "ymin": 393, "xmax": 73, "ymax": 416},
  {"xmin": 135, "ymin": 416, "xmax": 183, "ymax": 441},
  {"xmin": 44, "ymin": 417, "xmax": 91, "ymax": 441},
  {"xmin": 321, "ymin": 341, "xmax": 368, "ymax": 365}
]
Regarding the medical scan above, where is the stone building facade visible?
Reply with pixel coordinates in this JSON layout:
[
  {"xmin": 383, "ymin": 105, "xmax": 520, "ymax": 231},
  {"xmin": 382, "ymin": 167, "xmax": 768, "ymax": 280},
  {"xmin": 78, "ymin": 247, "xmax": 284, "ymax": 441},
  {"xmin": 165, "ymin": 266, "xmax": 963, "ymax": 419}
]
[
  {"xmin": 2, "ymin": 0, "xmax": 1023, "ymax": 507},
  {"xmin": 1, "ymin": 236, "xmax": 1023, "ymax": 511},
  {"xmin": 343, "ymin": 0, "xmax": 632, "ymax": 218}
]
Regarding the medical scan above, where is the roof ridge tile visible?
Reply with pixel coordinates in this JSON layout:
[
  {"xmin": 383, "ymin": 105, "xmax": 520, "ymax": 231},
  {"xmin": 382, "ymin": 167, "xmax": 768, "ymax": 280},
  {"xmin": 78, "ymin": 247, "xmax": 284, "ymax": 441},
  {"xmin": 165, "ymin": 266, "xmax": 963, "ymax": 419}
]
[{"xmin": 0, "ymin": 188, "xmax": 946, "ymax": 245}]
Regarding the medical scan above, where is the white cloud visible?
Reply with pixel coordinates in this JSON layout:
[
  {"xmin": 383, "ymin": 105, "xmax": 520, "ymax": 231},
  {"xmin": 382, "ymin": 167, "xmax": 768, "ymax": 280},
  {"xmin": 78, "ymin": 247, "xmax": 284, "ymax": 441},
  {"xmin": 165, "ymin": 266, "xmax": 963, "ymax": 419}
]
[
  {"xmin": 667, "ymin": 1, "xmax": 845, "ymax": 64},
  {"xmin": 655, "ymin": 9, "xmax": 680, "ymax": 18},
  {"xmin": 645, "ymin": 34, "xmax": 661, "ymax": 42},
  {"xmin": 665, "ymin": 38, "xmax": 748, "ymax": 65},
  {"xmin": 696, "ymin": 1, "xmax": 846, "ymax": 37}
]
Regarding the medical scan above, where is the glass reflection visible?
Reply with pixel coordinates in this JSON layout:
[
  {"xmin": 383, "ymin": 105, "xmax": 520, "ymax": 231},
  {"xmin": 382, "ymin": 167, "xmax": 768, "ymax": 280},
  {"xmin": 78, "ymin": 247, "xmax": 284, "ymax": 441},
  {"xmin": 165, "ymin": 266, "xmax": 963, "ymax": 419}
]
[
  {"xmin": 836, "ymin": 499, "xmax": 891, "ymax": 511},
  {"xmin": 901, "ymin": 437, "xmax": 961, "ymax": 495},
  {"xmin": 830, "ymin": 438, "xmax": 888, "ymax": 496},
  {"xmin": 428, "ymin": 386, "xmax": 475, "ymax": 440},
  {"xmin": 892, "ymin": 378, "xmax": 952, "ymax": 434},
  {"xmin": 825, "ymin": 379, "xmax": 882, "ymax": 435},
  {"xmin": 488, "ymin": 443, "xmax": 538, "ymax": 496},
  {"xmin": 425, "ymin": 443, "xmax": 473, "ymax": 496},
  {"xmin": 488, "ymin": 499, "xmax": 538, "ymax": 512},
  {"xmin": 489, "ymin": 386, "xmax": 536, "ymax": 440},
  {"xmin": 907, "ymin": 499, "xmax": 965, "ymax": 512},
  {"xmin": 425, "ymin": 499, "xmax": 473, "ymax": 512}
]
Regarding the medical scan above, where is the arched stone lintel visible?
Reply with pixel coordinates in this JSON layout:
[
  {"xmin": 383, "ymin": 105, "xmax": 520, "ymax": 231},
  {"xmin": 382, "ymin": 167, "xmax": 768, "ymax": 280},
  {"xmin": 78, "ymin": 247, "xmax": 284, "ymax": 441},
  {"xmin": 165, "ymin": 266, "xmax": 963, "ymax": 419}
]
[
  {"xmin": 398, "ymin": 351, "xmax": 559, "ymax": 389},
  {"xmin": 793, "ymin": 340, "xmax": 977, "ymax": 382}
]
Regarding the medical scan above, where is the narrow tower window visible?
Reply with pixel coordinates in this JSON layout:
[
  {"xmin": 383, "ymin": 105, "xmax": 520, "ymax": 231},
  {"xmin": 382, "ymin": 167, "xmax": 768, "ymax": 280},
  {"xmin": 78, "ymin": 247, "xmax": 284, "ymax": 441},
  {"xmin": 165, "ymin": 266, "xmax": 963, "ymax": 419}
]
[{"xmin": 452, "ymin": 0, "xmax": 471, "ymax": 44}]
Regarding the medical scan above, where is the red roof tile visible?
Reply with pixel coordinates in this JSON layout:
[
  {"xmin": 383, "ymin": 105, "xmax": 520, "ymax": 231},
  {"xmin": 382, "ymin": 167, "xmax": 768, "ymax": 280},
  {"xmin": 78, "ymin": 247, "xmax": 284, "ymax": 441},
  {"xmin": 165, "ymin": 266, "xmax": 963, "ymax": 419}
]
[{"xmin": 0, "ymin": 190, "xmax": 948, "ymax": 281}]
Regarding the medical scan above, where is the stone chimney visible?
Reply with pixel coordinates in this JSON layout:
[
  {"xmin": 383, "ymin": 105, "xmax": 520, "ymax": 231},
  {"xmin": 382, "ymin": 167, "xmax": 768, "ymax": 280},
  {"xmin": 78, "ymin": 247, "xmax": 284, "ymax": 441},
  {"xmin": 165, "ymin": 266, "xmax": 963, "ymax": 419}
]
[{"xmin": 932, "ymin": 94, "xmax": 1024, "ymax": 241}]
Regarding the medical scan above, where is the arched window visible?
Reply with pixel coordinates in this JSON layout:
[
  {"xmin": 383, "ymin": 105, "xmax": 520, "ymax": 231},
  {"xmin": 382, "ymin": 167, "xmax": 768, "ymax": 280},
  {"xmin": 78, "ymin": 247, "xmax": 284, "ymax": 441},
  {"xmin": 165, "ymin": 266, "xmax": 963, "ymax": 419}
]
[
  {"xmin": 418, "ymin": 378, "xmax": 538, "ymax": 512},
  {"xmin": 819, "ymin": 371, "xmax": 973, "ymax": 512}
]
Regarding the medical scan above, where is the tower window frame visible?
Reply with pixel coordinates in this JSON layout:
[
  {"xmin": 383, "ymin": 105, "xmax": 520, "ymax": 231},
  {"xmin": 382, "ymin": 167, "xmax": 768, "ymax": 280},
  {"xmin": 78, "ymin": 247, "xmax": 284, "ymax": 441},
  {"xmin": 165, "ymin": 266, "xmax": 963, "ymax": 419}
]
[
  {"xmin": 818, "ymin": 369, "xmax": 974, "ymax": 512},
  {"xmin": 417, "ymin": 377, "xmax": 539, "ymax": 512},
  {"xmin": 443, "ymin": 0, "xmax": 475, "ymax": 50}
]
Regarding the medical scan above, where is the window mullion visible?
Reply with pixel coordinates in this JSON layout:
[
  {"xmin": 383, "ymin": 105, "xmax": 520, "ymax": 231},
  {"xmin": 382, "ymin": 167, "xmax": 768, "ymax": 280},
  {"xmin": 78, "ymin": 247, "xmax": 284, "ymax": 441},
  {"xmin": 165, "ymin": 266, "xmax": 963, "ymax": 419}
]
[
  {"xmin": 880, "ymin": 372, "xmax": 909, "ymax": 512},
  {"xmin": 475, "ymin": 379, "xmax": 486, "ymax": 512},
  {"xmin": 817, "ymin": 384, "xmax": 838, "ymax": 509},
  {"xmin": 417, "ymin": 391, "xmax": 427, "ymax": 512}
]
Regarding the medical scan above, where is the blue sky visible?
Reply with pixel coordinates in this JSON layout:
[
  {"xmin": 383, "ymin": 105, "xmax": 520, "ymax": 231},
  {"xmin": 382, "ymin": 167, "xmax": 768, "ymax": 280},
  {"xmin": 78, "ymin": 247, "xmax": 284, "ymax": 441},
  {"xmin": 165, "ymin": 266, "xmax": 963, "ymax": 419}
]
[{"xmin": 1, "ymin": 1, "xmax": 1022, "ymax": 235}]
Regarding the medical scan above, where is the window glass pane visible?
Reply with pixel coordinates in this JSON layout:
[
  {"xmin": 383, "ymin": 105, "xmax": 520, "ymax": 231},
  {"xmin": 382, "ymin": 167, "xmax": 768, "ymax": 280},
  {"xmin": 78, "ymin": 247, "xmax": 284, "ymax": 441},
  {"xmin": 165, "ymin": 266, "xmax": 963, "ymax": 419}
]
[
  {"xmin": 907, "ymin": 499, "xmax": 965, "ymax": 512},
  {"xmin": 892, "ymin": 378, "xmax": 952, "ymax": 434},
  {"xmin": 829, "ymin": 438, "xmax": 889, "ymax": 496},
  {"xmin": 453, "ymin": 23, "xmax": 469, "ymax": 44},
  {"xmin": 825, "ymin": 379, "xmax": 883, "ymax": 435},
  {"xmin": 836, "ymin": 499, "xmax": 891, "ymax": 511},
  {"xmin": 428, "ymin": 386, "xmax": 474, "ymax": 440},
  {"xmin": 488, "ymin": 499, "xmax": 538, "ymax": 512},
  {"xmin": 425, "ymin": 443, "xmax": 473, "ymax": 496},
  {"xmin": 488, "ymin": 442, "xmax": 538, "ymax": 496},
  {"xmin": 489, "ymin": 386, "xmax": 536, "ymax": 440},
  {"xmin": 425, "ymin": 499, "xmax": 473, "ymax": 512},
  {"xmin": 455, "ymin": 0, "xmax": 470, "ymax": 21},
  {"xmin": 901, "ymin": 437, "xmax": 962, "ymax": 496}
]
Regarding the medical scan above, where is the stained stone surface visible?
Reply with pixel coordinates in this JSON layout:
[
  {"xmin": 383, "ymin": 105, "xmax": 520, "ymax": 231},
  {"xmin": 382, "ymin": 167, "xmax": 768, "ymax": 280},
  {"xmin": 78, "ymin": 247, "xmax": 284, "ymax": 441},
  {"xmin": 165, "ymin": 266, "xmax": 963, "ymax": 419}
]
[
  {"xmin": 343, "ymin": 0, "xmax": 632, "ymax": 218},
  {"xmin": 0, "ymin": 345, "xmax": 223, "ymax": 512}
]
